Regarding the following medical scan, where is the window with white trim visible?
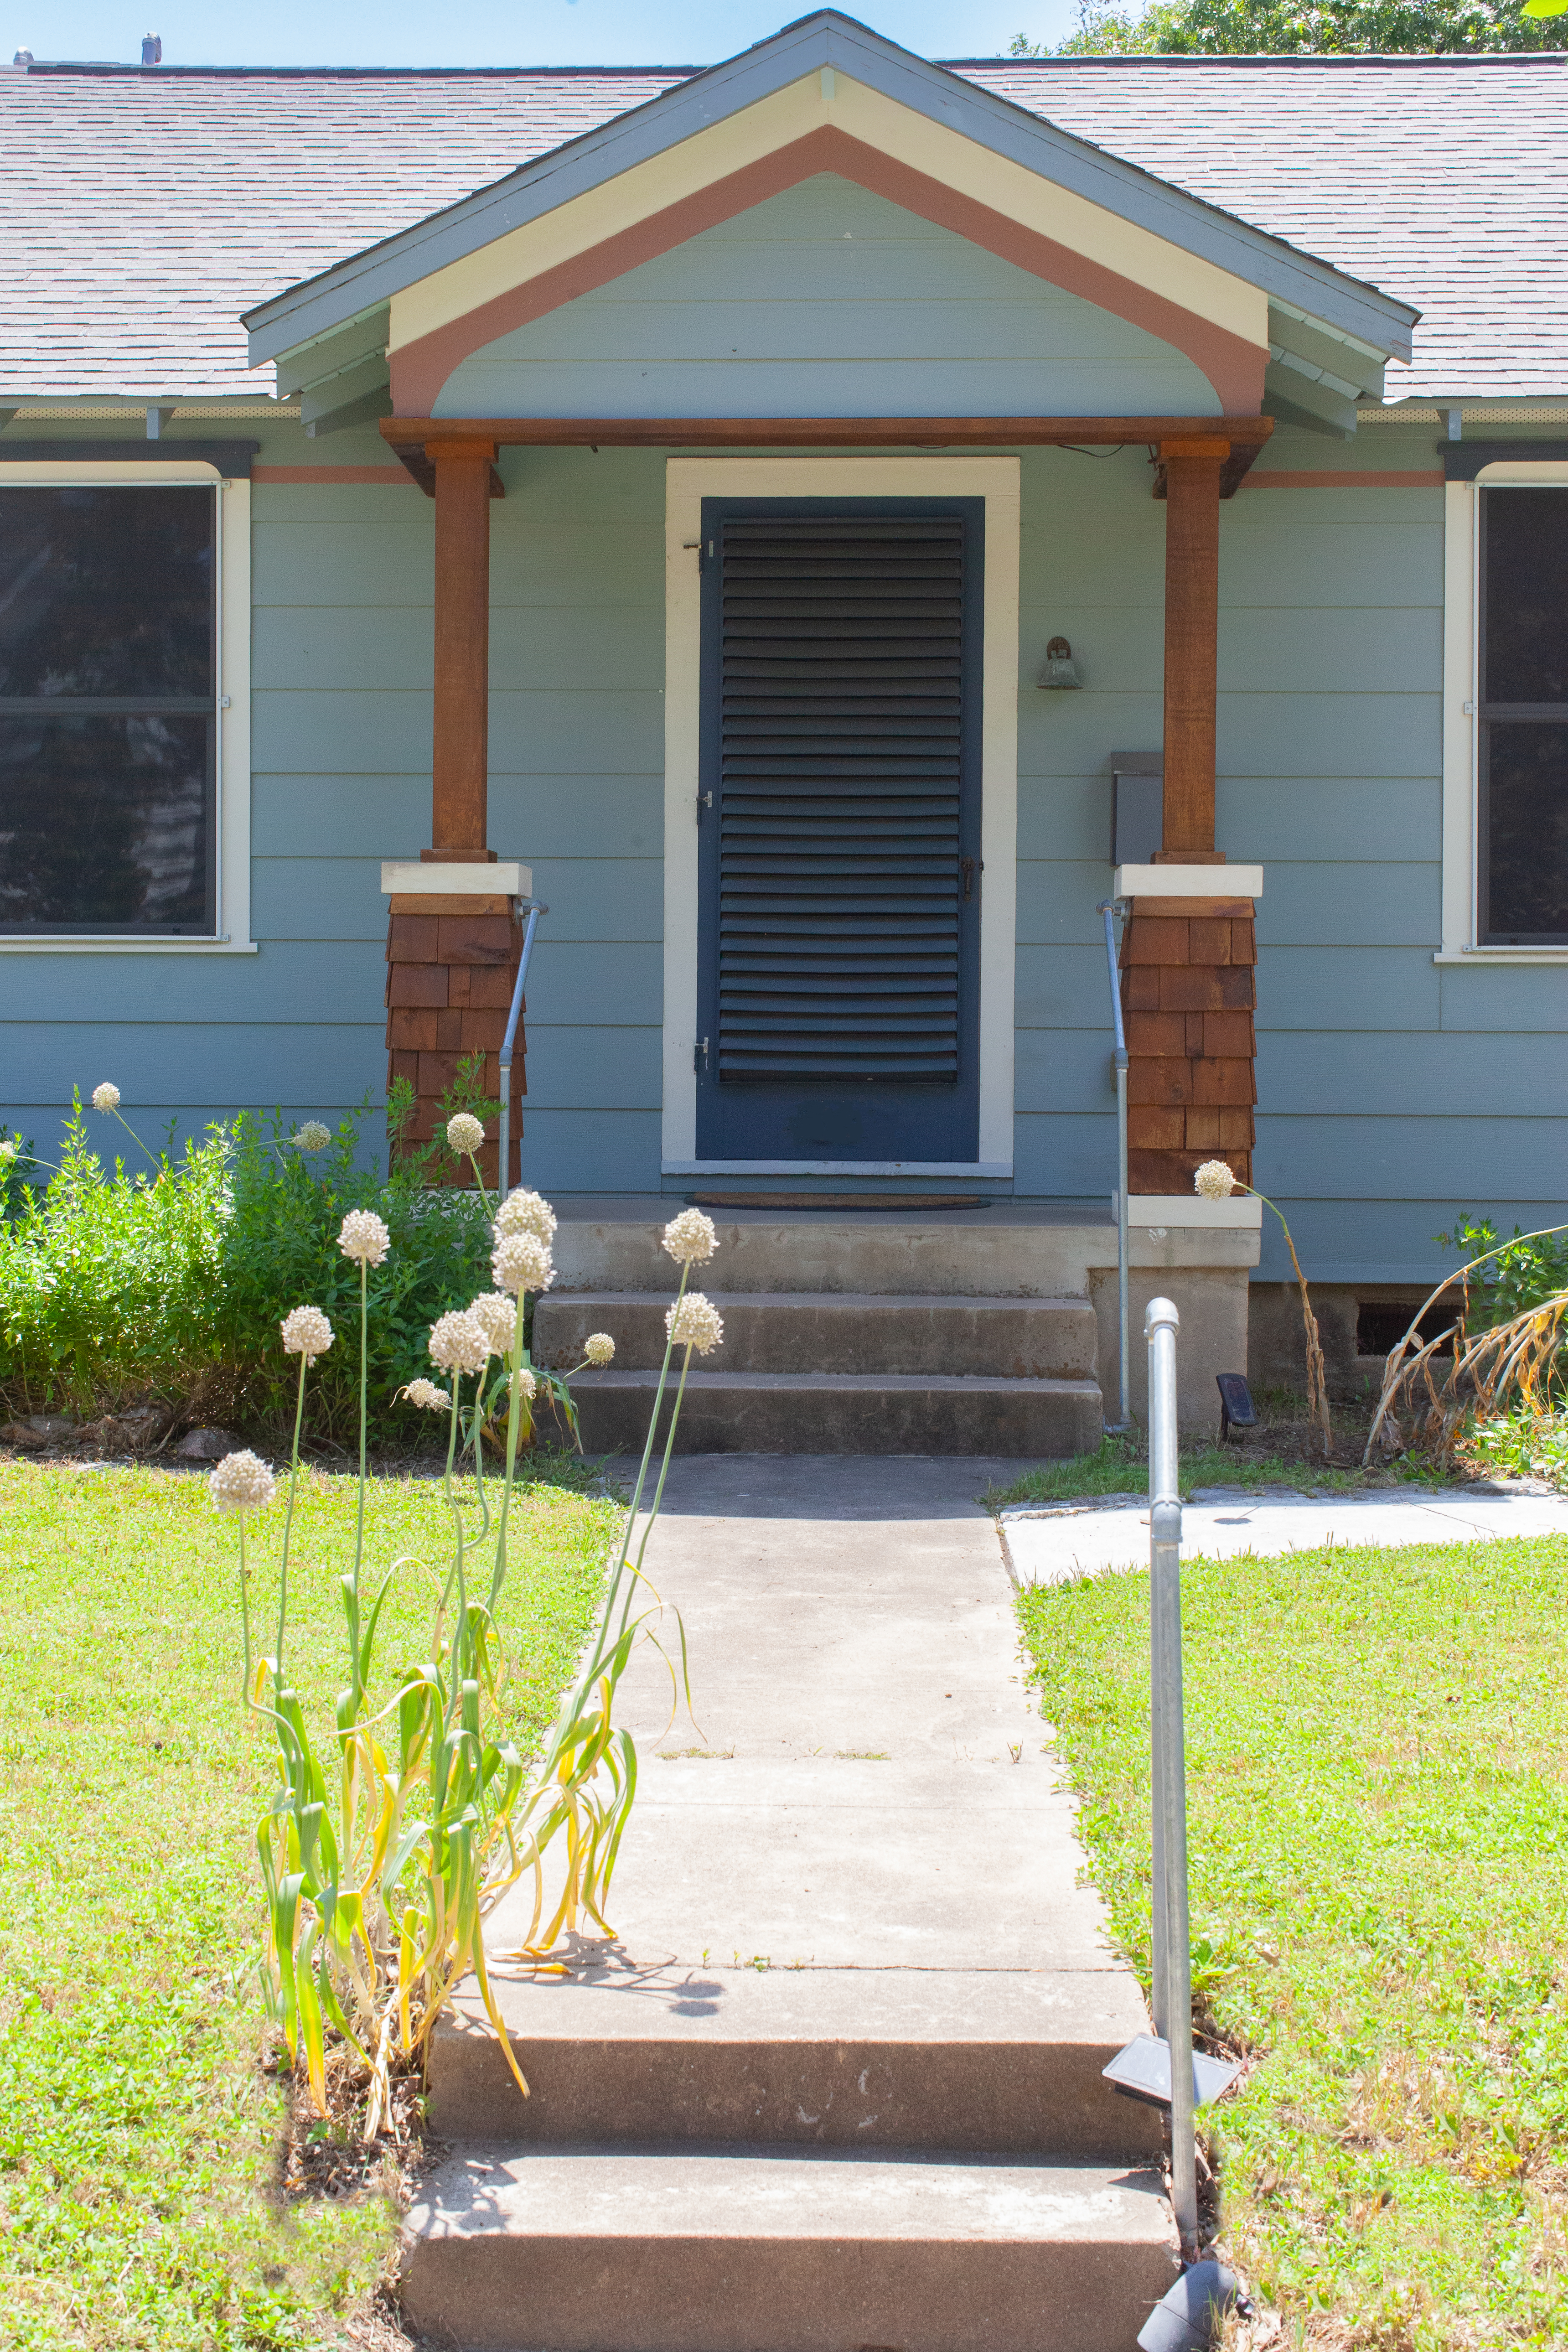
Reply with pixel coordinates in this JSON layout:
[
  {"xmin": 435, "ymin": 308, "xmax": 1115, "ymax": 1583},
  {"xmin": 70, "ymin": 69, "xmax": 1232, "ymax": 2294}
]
[
  {"xmin": 0, "ymin": 482, "xmax": 218, "ymax": 935},
  {"xmin": 1477, "ymin": 486, "xmax": 1568, "ymax": 944}
]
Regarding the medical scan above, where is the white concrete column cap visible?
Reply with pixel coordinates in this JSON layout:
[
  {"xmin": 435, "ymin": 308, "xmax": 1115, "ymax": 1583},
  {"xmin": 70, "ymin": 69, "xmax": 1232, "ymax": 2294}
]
[
  {"xmin": 1115, "ymin": 864, "xmax": 1262, "ymax": 897},
  {"xmin": 381, "ymin": 860, "xmax": 531, "ymax": 896}
]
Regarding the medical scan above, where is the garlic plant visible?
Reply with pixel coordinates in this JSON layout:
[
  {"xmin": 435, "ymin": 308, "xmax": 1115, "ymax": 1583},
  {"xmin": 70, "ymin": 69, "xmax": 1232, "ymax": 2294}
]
[{"xmin": 217, "ymin": 1178, "xmax": 716, "ymax": 2130}]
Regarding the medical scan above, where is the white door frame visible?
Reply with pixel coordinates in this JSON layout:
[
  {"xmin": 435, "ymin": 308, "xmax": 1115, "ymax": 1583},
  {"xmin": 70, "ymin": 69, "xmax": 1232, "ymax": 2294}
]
[{"xmin": 661, "ymin": 454, "xmax": 1019, "ymax": 1176}]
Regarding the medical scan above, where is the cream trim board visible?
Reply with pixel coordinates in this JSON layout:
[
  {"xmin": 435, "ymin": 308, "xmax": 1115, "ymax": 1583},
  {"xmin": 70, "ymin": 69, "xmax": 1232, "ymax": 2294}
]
[
  {"xmin": 661, "ymin": 454, "xmax": 1020, "ymax": 1173},
  {"xmin": 0, "ymin": 461, "xmax": 254, "ymax": 955},
  {"xmin": 1439, "ymin": 477, "xmax": 1477, "ymax": 961},
  {"xmin": 1440, "ymin": 465, "xmax": 1568, "ymax": 963},
  {"xmin": 389, "ymin": 71, "xmax": 1267, "ymax": 358}
]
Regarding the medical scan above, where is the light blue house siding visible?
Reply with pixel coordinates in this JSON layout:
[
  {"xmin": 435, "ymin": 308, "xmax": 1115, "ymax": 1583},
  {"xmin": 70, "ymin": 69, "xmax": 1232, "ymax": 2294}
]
[
  {"xmin": 433, "ymin": 176, "xmax": 1221, "ymax": 421},
  {"xmin": 4, "ymin": 434, "xmax": 1563, "ymax": 1289}
]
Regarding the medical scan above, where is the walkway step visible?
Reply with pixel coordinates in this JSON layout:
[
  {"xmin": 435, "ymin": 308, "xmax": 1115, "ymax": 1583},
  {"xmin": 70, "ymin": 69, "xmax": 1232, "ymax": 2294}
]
[
  {"xmin": 431, "ymin": 1964, "xmax": 1159, "ymax": 2161},
  {"xmin": 535, "ymin": 1291, "xmax": 1098, "ymax": 1378},
  {"xmin": 403, "ymin": 2145, "xmax": 1177, "ymax": 2352},
  {"xmin": 561, "ymin": 1369, "xmax": 1103, "ymax": 1457}
]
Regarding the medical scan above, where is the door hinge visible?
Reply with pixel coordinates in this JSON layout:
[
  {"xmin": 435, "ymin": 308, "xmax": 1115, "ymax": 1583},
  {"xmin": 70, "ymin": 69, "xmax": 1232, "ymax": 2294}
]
[
  {"xmin": 694, "ymin": 1036, "xmax": 710, "ymax": 1074},
  {"xmin": 696, "ymin": 789, "xmax": 713, "ymax": 823},
  {"xmin": 962, "ymin": 855, "xmax": 983, "ymax": 904}
]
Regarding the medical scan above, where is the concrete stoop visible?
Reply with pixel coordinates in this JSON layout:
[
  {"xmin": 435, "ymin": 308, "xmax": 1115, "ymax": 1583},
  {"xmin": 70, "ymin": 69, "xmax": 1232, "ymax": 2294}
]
[{"xmin": 535, "ymin": 1206, "xmax": 1118, "ymax": 1455}]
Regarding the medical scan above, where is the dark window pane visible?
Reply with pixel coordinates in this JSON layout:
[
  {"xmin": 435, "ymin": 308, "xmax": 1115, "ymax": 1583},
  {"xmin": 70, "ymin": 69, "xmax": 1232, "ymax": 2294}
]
[
  {"xmin": 0, "ymin": 485, "xmax": 213, "ymax": 698},
  {"xmin": 1483, "ymin": 487, "xmax": 1568, "ymax": 705},
  {"xmin": 0, "ymin": 713, "xmax": 212, "ymax": 932},
  {"xmin": 1481, "ymin": 721, "xmax": 1568, "ymax": 941}
]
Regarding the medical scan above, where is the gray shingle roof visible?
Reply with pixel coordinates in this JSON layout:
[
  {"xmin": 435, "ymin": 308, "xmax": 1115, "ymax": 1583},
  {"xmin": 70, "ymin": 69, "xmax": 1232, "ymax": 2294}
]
[
  {"xmin": 2, "ymin": 49, "xmax": 1562, "ymax": 404},
  {"xmin": 0, "ymin": 65, "xmax": 689, "ymax": 399},
  {"xmin": 964, "ymin": 55, "xmax": 1568, "ymax": 403}
]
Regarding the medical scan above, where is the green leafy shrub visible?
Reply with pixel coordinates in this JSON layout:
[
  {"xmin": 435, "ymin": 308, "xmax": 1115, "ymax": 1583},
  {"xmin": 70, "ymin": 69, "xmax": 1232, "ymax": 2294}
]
[
  {"xmin": 207, "ymin": 1108, "xmax": 492, "ymax": 1440},
  {"xmin": 0, "ymin": 1098, "xmax": 228, "ymax": 1412},
  {"xmin": 1468, "ymin": 1401, "xmax": 1568, "ymax": 1487},
  {"xmin": 0, "ymin": 1091, "xmax": 494, "ymax": 1437},
  {"xmin": 1440, "ymin": 1213, "xmax": 1568, "ymax": 1337}
]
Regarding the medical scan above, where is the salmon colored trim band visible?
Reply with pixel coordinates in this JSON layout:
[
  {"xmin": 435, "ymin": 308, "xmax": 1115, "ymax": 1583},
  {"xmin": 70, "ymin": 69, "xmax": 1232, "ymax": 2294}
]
[
  {"xmin": 252, "ymin": 465, "xmax": 414, "ymax": 484},
  {"xmin": 392, "ymin": 124, "xmax": 1265, "ymax": 417},
  {"xmin": 1241, "ymin": 469, "xmax": 1444, "ymax": 488}
]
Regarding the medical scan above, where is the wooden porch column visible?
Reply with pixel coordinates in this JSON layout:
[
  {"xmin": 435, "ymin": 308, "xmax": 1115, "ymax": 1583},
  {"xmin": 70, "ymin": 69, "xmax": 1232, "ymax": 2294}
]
[
  {"xmin": 426, "ymin": 437, "xmax": 498, "ymax": 863},
  {"xmin": 1158, "ymin": 437, "xmax": 1228, "ymax": 860}
]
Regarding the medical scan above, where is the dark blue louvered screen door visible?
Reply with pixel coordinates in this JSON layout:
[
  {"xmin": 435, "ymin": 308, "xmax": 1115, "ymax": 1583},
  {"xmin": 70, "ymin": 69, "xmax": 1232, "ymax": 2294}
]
[{"xmin": 695, "ymin": 497, "xmax": 983, "ymax": 1163}]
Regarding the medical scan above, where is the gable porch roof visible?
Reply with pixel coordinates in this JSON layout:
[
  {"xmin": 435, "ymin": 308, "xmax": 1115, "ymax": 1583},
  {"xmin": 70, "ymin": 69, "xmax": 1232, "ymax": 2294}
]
[{"xmin": 243, "ymin": 13, "xmax": 1416, "ymax": 434}]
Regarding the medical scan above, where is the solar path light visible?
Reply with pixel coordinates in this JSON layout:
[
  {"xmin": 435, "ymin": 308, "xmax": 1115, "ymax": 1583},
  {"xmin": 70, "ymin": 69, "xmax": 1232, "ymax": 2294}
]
[{"xmin": 1216, "ymin": 1371, "xmax": 1257, "ymax": 1445}]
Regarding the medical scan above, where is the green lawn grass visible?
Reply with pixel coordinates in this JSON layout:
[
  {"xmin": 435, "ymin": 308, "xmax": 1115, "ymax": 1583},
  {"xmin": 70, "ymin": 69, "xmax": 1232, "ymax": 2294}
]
[
  {"xmin": 0, "ymin": 1457, "xmax": 621, "ymax": 2351},
  {"xmin": 1017, "ymin": 1536, "xmax": 1568, "ymax": 2350},
  {"xmin": 992, "ymin": 1431, "xmax": 1412, "ymax": 1509}
]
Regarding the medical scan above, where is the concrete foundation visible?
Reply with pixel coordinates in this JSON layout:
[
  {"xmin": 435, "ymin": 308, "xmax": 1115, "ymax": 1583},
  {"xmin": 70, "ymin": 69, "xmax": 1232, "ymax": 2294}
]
[{"xmin": 1247, "ymin": 1278, "xmax": 1457, "ymax": 1402}]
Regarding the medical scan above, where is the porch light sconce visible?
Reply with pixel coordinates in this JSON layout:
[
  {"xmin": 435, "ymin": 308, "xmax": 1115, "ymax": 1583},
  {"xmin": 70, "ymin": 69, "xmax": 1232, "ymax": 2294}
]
[{"xmin": 1038, "ymin": 635, "xmax": 1082, "ymax": 689}]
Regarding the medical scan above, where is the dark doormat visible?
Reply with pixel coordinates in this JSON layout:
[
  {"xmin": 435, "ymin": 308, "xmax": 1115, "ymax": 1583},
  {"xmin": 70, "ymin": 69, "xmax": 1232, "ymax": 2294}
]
[{"xmin": 687, "ymin": 1193, "xmax": 990, "ymax": 1211}]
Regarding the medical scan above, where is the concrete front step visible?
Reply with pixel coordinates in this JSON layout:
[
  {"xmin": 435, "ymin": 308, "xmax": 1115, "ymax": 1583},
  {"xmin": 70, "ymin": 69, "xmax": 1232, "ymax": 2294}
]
[
  {"xmin": 535, "ymin": 1291, "xmax": 1098, "ymax": 1378},
  {"xmin": 561, "ymin": 1368, "xmax": 1103, "ymax": 1457},
  {"xmin": 430, "ymin": 1964, "xmax": 1160, "ymax": 2162},
  {"xmin": 552, "ymin": 1201, "xmax": 1119, "ymax": 1300},
  {"xmin": 403, "ymin": 2144, "xmax": 1177, "ymax": 2352}
]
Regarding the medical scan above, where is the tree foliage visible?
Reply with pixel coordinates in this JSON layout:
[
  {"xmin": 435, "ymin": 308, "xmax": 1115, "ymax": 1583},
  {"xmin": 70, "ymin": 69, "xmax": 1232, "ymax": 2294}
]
[{"xmin": 1010, "ymin": 0, "xmax": 1566, "ymax": 53}]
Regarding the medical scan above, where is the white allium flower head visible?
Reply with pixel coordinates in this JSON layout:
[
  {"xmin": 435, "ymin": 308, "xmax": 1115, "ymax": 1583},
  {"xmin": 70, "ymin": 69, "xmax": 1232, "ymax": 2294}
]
[
  {"xmin": 338, "ymin": 1207, "xmax": 390, "ymax": 1267},
  {"xmin": 495, "ymin": 1186, "xmax": 557, "ymax": 1243},
  {"xmin": 429, "ymin": 1308, "xmax": 488, "ymax": 1375},
  {"xmin": 493, "ymin": 1232, "xmax": 554, "ymax": 1298},
  {"xmin": 662, "ymin": 1207, "xmax": 718, "ymax": 1266},
  {"xmin": 401, "ymin": 1377, "xmax": 451, "ymax": 1413},
  {"xmin": 446, "ymin": 1111, "xmax": 485, "ymax": 1156},
  {"xmin": 467, "ymin": 1292, "xmax": 518, "ymax": 1357},
  {"xmin": 667, "ymin": 1292, "xmax": 724, "ymax": 1355},
  {"xmin": 280, "ymin": 1305, "xmax": 334, "ymax": 1361},
  {"xmin": 0, "ymin": 1139, "xmax": 16, "ymax": 1163},
  {"xmin": 92, "ymin": 1083, "xmax": 121, "ymax": 1114},
  {"xmin": 209, "ymin": 1450, "xmax": 277, "ymax": 1514},
  {"xmin": 292, "ymin": 1120, "xmax": 331, "ymax": 1153},
  {"xmin": 513, "ymin": 1366, "xmax": 538, "ymax": 1402},
  {"xmin": 1194, "ymin": 1160, "xmax": 1237, "ymax": 1201},
  {"xmin": 584, "ymin": 1332, "xmax": 616, "ymax": 1367}
]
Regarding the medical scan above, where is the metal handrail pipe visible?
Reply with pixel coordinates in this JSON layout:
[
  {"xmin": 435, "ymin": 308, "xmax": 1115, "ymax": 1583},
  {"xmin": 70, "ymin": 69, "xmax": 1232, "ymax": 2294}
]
[
  {"xmin": 1098, "ymin": 899, "xmax": 1131, "ymax": 1429},
  {"xmin": 1146, "ymin": 1294, "xmax": 1199, "ymax": 2262},
  {"xmin": 496, "ymin": 897, "xmax": 547, "ymax": 1201}
]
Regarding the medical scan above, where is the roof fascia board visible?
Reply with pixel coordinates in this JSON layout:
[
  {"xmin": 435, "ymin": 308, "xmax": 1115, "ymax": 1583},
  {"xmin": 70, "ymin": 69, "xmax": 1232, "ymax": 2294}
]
[{"xmin": 245, "ymin": 10, "xmax": 1415, "ymax": 373}]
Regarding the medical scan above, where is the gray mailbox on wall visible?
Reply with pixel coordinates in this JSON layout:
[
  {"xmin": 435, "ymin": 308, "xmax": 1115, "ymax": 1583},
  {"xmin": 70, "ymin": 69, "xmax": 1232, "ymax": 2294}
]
[{"xmin": 1109, "ymin": 751, "xmax": 1164, "ymax": 868}]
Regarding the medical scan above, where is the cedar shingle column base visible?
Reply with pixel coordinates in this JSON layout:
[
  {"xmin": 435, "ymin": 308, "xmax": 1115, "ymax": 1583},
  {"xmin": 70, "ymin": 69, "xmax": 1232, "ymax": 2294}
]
[
  {"xmin": 385, "ymin": 891, "xmax": 524, "ymax": 1192},
  {"xmin": 1120, "ymin": 892, "xmax": 1256, "ymax": 1194}
]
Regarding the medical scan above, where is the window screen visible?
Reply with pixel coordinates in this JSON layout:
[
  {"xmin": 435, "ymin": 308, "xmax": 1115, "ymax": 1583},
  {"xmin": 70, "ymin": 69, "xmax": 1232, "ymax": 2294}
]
[
  {"xmin": 0, "ymin": 485, "xmax": 216, "ymax": 934},
  {"xmin": 1479, "ymin": 487, "xmax": 1568, "ymax": 944}
]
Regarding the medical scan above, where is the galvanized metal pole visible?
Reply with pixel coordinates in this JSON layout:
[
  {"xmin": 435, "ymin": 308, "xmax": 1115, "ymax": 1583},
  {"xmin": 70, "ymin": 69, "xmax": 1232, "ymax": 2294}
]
[
  {"xmin": 497, "ymin": 898, "xmax": 546, "ymax": 1200},
  {"xmin": 1099, "ymin": 900, "xmax": 1131, "ymax": 1429},
  {"xmin": 1146, "ymin": 1294, "xmax": 1199, "ymax": 2261}
]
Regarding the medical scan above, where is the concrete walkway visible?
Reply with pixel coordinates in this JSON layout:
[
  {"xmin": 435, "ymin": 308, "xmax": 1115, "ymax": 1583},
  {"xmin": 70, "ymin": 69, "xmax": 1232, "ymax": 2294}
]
[
  {"xmin": 492, "ymin": 1453, "xmax": 1148, "ymax": 1979},
  {"xmin": 405, "ymin": 1456, "xmax": 1176, "ymax": 2352},
  {"xmin": 1001, "ymin": 1481, "xmax": 1568, "ymax": 1588}
]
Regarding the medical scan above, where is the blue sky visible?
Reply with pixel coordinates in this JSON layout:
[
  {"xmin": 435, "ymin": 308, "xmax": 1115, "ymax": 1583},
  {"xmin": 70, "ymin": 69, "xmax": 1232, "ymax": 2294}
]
[{"xmin": 7, "ymin": 1, "xmax": 1081, "ymax": 69}]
